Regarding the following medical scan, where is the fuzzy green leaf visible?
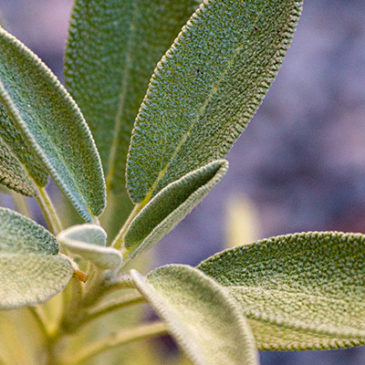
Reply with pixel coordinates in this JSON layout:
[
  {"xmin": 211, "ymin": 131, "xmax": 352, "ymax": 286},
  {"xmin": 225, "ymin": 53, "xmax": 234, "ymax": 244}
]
[
  {"xmin": 131, "ymin": 265, "xmax": 258, "ymax": 365},
  {"xmin": 58, "ymin": 224, "xmax": 107, "ymax": 247},
  {"xmin": 123, "ymin": 160, "xmax": 228, "ymax": 259},
  {"xmin": 0, "ymin": 27, "xmax": 106, "ymax": 221},
  {"xmin": 0, "ymin": 104, "xmax": 48, "ymax": 195},
  {"xmin": 198, "ymin": 232, "xmax": 365, "ymax": 350},
  {"xmin": 65, "ymin": 0, "xmax": 198, "ymax": 194},
  {"xmin": 0, "ymin": 135, "xmax": 37, "ymax": 196},
  {"xmin": 58, "ymin": 224, "xmax": 122, "ymax": 270},
  {"xmin": 127, "ymin": 0, "xmax": 303, "ymax": 203},
  {"xmin": 0, "ymin": 208, "xmax": 73, "ymax": 309}
]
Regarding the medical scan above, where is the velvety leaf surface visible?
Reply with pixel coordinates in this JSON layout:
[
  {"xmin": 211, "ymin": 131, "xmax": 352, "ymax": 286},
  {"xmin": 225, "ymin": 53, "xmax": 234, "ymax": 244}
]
[
  {"xmin": 123, "ymin": 160, "xmax": 228, "ymax": 259},
  {"xmin": 127, "ymin": 0, "xmax": 303, "ymax": 203},
  {"xmin": 131, "ymin": 265, "xmax": 258, "ymax": 365},
  {"xmin": 198, "ymin": 232, "xmax": 365, "ymax": 350},
  {"xmin": 0, "ymin": 135, "xmax": 37, "ymax": 196},
  {"xmin": 58, "ymin": 224, "xmax": 122, "ymax": 270},
  {"xmin": 0, "ymin": 27, "xmax": 105, "ymax": 221},
  {"xmin": 0, "ymin": 104, "xmax": 48, "ymax": 192},
  {"xmin": 0, "ymin": 208, "xmax": 73, "ymax": 309},
  {"xmin": 58, "ymin": 224, "xmax": 107, "ymax": 247},
  {"xmin": 65, "ymin": 0, "xmax": 198, "ymax": 193}
]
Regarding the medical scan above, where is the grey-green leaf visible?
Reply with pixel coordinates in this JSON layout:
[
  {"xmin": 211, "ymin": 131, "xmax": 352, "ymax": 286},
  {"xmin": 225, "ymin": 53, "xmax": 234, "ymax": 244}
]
[
  {"xmin": 131, "ymin": 265, "xmax": 258, "ymax": 365},
  {"xmin": 0, "ymin": 103, "xmax": 48, "ymax": 194},
  {"xmin": 0, "ymin": 27, "xmax": 106, "ymax": 221},
  {"xmin": 0, "ymin": 208, "xmax": 73, "ymax": 309},
  {"xmin": 198, "ymin": 232, "xmax": 365, "ymax": 350},
  {"xmin": 0, "ymin": 135, "xmax": 37, "ymax": 196},
  {"xmin": 127, "ymin": 0, "xmax": 303, "ymax": 203},
  {"xmin": 65, "ymin": 0, "xmax": 198, "ymax": 193},
  {"xmin": 123, "ymin": 160, "xmax": 228, "ymax": 259},
  {"xmin": 58, "ymin": 224, "xmax": 122, "ymax": 270},
  {"xmin": 58, "ymin": 224, "xmax": 107, "ymax": 247}
]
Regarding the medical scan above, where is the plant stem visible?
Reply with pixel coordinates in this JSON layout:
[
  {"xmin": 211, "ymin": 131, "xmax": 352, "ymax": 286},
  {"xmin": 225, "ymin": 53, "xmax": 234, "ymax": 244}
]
[
  {"xmin": 77, "ymin": 292, "xmax": 145, "ymax": 329},
  {"xmin": 80, "ymin": 268, "xmax": 107, "ymax": 308},
  {"xmin": 28, "ymin": 306, "xmax": 50, "ymax": 338},
  {"xmin": 111, "ymin": 203, "xmax": 141, "ymax": 249},
  {"xmin": 10, "ymin": 191, "xmax": 32, "ymax": 218},
  {"xmin": 80, "ymin": 269, "xmax": 137, "ymax": 309},
  {"xmin": 62, "ymin": 276, "xmax": 83, "ymax": 330},
  {"xmin": 106, "ymin": 275, "xmax": 137, "ymax": 291},
  {"xmin": 62, "ymin": 322, "xmax": 168, "ymax": 365},
  {"xmin": 36, "ymin": 187, "xmax": 63, "ymax": 235},
  {"xmin": 92, "ymin": 215, "xmax": 101, "ymax": 226}
]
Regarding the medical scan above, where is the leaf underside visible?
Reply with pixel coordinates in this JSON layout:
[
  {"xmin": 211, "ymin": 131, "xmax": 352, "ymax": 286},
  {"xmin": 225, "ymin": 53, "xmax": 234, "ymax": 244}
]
[
  {"xmin": 0, "ymin": 208, "xmax": 73, "ymax": 309},
  {"xmin": 0, "ymin": 254, "xmax": 73, "ymax": 310},
  {"xmin": 58, "ymin": 224, "xmax": 107, "ymax": 247},
  {"xmin": 131, "ymin": 265, "xmax": 258, "ymax": 365},
  {"xmin": 58, "ymin": 224, "xmax": 122, "ymax": 270},
  {"xmin": 198, "ymin": 231, "xmax": 365, "ymax": 350},
  {"xmin": 0, "ymin": 27, "xmax": 105, "ymax": 221},
  {"xmin": 127, "ymin": 0, "xmax": 303, "ymax": 203},
  {"xmin": 65, "ymin": 0, "xmax": 198, "ymax": 194},
  {"xmin": 124, "ymin": 159, "xmax": 228, "ymax": 259},
  {"xmin": 0, "ymin": 134, "xmax": 37, "ymax": 196}
]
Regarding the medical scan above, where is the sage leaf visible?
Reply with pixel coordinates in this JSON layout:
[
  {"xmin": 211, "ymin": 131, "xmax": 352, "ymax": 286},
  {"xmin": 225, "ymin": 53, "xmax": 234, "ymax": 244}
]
[
  {"xmin": 0, "ymin": 135, "xmax": 37, "ymax": 196},
  {"xmin": 131, "ymin": 265, "xmax": 258, "ymax": 365},
  {"xmin": 58, "ymin": 224, "xmax": 107, "ymax": 247},
  {"xmin": 0, "ymin": 104, "xmax": 48, "ymax": 195},
  {"xmin": 123, "ymin": 160, "xmax": 228, "ymax": 259},
  {"xmin": 0, "ymin": 208, "xmax": 73, "ymax": 310},
  {"xmin": 58, "ymin": 224, "xmax": 122, "ymax": 270},
  {"xmin": 127, "ymin": 0, "xmax": 303, "ymax": 203},
  {"xmin": 0, "ymin": 27, "xmax": 106, "ymax": 221},
  {"xmin": 198, "ymin": 232, "xmax": 365, "ymax": 350},
  {"xmin": 65, "ymin": 0, "xmax": 198, "ymax": 193}
]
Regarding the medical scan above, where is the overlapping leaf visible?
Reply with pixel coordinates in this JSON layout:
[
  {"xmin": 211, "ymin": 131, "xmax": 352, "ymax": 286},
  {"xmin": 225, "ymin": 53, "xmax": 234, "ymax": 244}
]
[
  {"xmin": 131, "ymin": 265, "xmax": 258, "ymax": 365},
  {"xmin": 127, "ymin": 0, "xmax": 303, "ymax": 203},
  {"xmin": 198, "ymin": 232, "xmax": 365, "ymax": 350},
  {"xmin": 0, "ymin": 104, "xmax": 48, "ymax": 196},
  {"xmin": 123, "ymin": 160, "xmax": 228, "ymax": 259},
  {"xmin": 58, "ymin": 224, "xmax": 122, "ymax": 270},
  {"xmin": 65, "ymin": 0, "xmax": 198, "ymax": 193},
  {"xmin": 0, "ymin": 27, "xmax": 105, "ymax": 221},
  {"xmin": 0, "ymin": 208, "xmax": 73, "ymax": 309},
  {"xmin": 0, "ymin": 135, "xmax": 37, "ymax": 196}
]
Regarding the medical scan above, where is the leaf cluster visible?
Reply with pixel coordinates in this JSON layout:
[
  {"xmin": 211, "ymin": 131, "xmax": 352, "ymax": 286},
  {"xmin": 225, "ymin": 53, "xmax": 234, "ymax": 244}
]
[{"xmin": 0, "ymin": 1, "xmax": 363, "ymax": 364}]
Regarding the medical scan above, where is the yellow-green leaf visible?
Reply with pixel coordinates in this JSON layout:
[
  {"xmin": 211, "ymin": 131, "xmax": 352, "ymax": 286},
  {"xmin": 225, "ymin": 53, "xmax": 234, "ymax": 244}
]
[
  {"xmin": 131, "ymin": 265, "xmax": 258, "ymax": 365},
  {"xmin": 0, "ymin": 27, "xmax": 106, "ymax": 221},
  {"xmin": 127, "ymin": 0, "xmax": 303, "ymax": 203},
  {"xmin": 122, "ymin": 160, "xmax": 228, "ymax": 260},
  {"xmin": 58, "ymin": 224, "xmax": 122, "ymax": 270},
  {"xmin": 198, "ymin": 232, "xmax": 365, "ymax": 350},
  {"xmin": 0, "ymin": 208, "xmax": 73, "ymax": 310},
  {"xmin": 65, "ymin": 0, "xmax": 198, "ymax": 194}
]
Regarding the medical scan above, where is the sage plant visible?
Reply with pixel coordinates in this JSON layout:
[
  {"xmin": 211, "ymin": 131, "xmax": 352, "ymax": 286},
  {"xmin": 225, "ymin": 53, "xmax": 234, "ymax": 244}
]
[{"xmin": 0, "ymin": 1, "xmax": 363, "ymax": 364}]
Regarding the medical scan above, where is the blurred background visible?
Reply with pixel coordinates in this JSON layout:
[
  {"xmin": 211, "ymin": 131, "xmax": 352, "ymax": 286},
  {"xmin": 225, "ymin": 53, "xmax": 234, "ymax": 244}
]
[{"xmin": 0, "ymin": 0, "xmax": 364, "ymax": 364}]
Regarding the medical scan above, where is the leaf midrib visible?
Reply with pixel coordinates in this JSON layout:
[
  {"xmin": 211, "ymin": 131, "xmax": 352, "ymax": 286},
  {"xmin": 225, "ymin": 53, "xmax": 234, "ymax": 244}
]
[
  {"xmin": 229, "ymin": 285, "xmax": 360, "ymax": 305},
  {"xmin": 105, "ymin": 0, "xmax": 139, "ymax": 192},
  {"xmin": 0, "ymin": 84, "xmax": 92, "ymax": 218},
  {"xmin": 140, "ymin": 2, "xmax": 266, "ymax": 203},
  {"xmin": 228, "ymin": 285, "xmax": 365, "ymax": 337}
]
